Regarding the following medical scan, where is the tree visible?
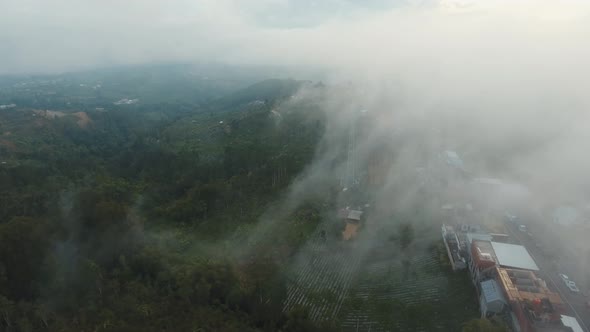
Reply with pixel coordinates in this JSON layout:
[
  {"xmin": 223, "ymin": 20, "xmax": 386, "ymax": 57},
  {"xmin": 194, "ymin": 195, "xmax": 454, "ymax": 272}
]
[
  {"xmin": 282, "ymin": 306, "xmax": 316, "ymax": 332},
  {"xmin": 0, "ymin": 295, "xmax": 14, "ymax": 330},
  {"xmin": 282, "ymin": 305, "xmax": 342, "ymax": 332},
  {"xmin": 399, "ymin": 222, "xmax": 415, "ymax": 250},
  {"xmin": 33, "ymin": 302, "xmax": 53, "ymax": 329},
  {"xmin": 0, "ymin": 217, "xmax": 50, "ymax": 300},
  {"xmin": 237, "ymin": 255, "xmax": 287, "ymax": 328}
]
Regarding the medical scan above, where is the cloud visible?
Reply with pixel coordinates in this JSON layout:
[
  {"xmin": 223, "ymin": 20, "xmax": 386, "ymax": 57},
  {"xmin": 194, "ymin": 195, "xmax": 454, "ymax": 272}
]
[{"xmin": 0, "ymin": 0, "xmax": 586, "ymax": 76}]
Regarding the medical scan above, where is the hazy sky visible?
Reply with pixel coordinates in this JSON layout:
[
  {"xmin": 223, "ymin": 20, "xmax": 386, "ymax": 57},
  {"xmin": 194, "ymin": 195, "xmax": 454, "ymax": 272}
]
[
  {"xmin": 0, "ymin": 0, "xmax": 409, "ymax": 74},
  {"xmin": 0, "ymin": 0, "xmax": 588, "ymax": 76}
]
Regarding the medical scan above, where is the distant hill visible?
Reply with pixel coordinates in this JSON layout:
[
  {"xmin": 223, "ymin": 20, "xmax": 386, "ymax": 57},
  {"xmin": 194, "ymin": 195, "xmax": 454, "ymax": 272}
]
[
  {"xmin": 0, "ymin": 64, "xmax": 298, "ymax": 110},
  {"xmin": 209, "ymin": 78, "xmax": 307, "ymax": 112}
]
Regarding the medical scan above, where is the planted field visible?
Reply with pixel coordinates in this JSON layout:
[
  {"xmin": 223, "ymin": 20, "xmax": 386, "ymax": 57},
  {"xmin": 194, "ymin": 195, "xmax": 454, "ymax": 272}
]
[
  {"xmin": 283, "ymin": 231, "xmax": 364, "ymax": 321},
  {"xmin": 338, "ymin": 242, "xmax": 478, "ymax": 331},
  {"xmin": 284, "ymin": 227, "xmax": 479, "ymax": 331}
]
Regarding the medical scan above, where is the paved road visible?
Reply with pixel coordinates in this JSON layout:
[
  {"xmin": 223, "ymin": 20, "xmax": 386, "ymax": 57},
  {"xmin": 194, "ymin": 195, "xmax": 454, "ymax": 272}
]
[{"xmin": 505, "ymin": 224, "xmax": 589, "ymax": 331}]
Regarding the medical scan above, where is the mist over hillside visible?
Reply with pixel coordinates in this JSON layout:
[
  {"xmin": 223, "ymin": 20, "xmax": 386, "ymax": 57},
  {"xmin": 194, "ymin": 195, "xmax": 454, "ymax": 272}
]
[{"xmin": 1, "ymin": 1, "xmax": 590, "ymax": 331}]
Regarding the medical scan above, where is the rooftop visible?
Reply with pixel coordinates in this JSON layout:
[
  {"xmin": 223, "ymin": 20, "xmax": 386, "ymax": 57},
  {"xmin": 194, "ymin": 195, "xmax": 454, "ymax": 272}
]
[
  {"xmin": 497, "ymin": 268, "xmax": 562, "ymax": 306},
  {"xmin": 444, "ymin": 150, "xmax": 465, "ymax": 169},
  {"xmin": 342, "ymin": 223, "xmax": 359, "ymax": 241},
  {"xmin": 491, "ymin": 242, "xmax": 539, "ymax": 271},
  {"xmin": 481, "ymin": 279, "xmax": 506, "ymax": 304},
  {"xmin": 466, "ymin": 232, "xmax": 493, "ymax": 244},
  {"xmin": 496, "ymin": 267, "xmax": 567, "ymax": 331},
  {"xmin": 347, "ymin": 210, "xmax": 363, "ymax": 221},
  {"xmin": 473, "ymin": 240, "xmax": 498, "ymax": 264}
]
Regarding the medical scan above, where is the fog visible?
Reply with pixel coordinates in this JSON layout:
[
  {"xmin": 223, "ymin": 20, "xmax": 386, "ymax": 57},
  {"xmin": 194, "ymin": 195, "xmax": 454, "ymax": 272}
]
[
  {"xmin": 3, "ymin": 0, "xmax": 590, "ymax": 326},
  {"xmin": 2, "ymin": 1, "xmax": 589, "ymax": 75}
]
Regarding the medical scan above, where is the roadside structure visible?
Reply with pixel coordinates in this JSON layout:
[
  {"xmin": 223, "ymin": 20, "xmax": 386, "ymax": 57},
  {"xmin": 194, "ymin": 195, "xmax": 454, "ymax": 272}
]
[
  {"xmin": 480, "ymin": 279, "xmax": 508, "ymax": 318},
  {"xmin": 469, "ymin": 240, "xmax": 539, "ymax": 285},
  {"xmin": 459, "ymin": 228, "xmax": 585, "ymax": 331},
  {"xmin": 342, "ymin": 209, "xmax": 362, "ymax": 241},
  {"xmin": 442, "ymin": 224, "xmax": 467, "ymax": 270},
  {"xmin": 496, "ymin": 267, "xmax": 572, "ymax": 332}
]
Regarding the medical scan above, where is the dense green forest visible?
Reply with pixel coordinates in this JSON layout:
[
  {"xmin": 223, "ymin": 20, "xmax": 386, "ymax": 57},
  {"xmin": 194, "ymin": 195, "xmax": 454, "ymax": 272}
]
[{"xmin": 0, "ymin": 68, "xmax": 338, "ymax": 331}]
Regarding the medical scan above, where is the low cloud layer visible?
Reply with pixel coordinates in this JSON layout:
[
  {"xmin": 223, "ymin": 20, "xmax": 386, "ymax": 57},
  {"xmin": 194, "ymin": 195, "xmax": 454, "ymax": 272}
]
[{"xmin": 1, "ymin": 0, "xmax": 589, "ymax": 77}]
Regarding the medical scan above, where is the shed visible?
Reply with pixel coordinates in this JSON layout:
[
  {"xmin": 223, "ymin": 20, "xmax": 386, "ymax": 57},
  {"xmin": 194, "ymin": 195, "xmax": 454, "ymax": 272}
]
[
  {"xmin": 347, "ymin": 210, "xmax": 363, "ymax": 222},
  {"xmin": 479, "ymin": 279, "xmax": 507, "ymax": 317}
]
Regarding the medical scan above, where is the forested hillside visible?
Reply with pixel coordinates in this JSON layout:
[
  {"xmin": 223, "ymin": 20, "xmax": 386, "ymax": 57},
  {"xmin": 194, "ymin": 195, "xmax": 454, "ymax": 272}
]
[{"xmin": 0, "ymin": 69, "xmax": 337, "ymax": 332}]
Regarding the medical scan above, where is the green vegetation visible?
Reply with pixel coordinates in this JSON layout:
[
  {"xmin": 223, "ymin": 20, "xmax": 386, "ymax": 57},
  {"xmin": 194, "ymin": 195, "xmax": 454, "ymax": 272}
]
[
  {"xmin": 336, "ymin": 220, "xmax": 479, "ymax": 331},
  {"xmin": 0, "ymin": 68, "xmax": 331, "ymax": 331},
  {"xmin": 461, "ymin": 318, "xmax": 509, "ymax": 332},
  {"xmin": 0, "ymin": 64, "xmax": 272, "ymax": 109}
]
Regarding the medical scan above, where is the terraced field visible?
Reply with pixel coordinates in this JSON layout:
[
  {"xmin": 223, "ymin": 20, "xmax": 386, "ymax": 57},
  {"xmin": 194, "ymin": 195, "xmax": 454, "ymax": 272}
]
[
  {"xmin": 283, "ymin": 231, "xmax": 365, "ymax": 321},
  {"xmin": 338, "ymin": 242, "xmax": 478, "ymax": 331},
  {"xmin": 284, "ymin": 227, "xmax": 479, "ymax": 331}
]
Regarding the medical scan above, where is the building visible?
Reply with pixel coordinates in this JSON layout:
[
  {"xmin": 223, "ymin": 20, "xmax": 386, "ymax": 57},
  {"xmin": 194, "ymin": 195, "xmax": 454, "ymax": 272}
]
[
  {"xmin": 466, "ymin": 232, "xmax": 493, "ymax": 244},
  {"xmin": 444, "ymin": 150, "xmax": 465, "ymax": 171},
  {"xmin": 490, "ymin": 242, "xmax": 539, "ymax": 271},
  {"xmin": 463, "ymin": 231, "xmax": 585, "ymax": 331},
  {"xmin": 469, "ymin": 240, "xmax": 498, "ymax": 285},
  {"xmin": 442, "ymin": 224, "xmax": 467, "ymax": 270},
  {"xmin": 347, "ymin": 210, "xmax": 362, "ymax": 222},
  {"xmin": 469, "ymin": 240, "xmax": 539, "ymax": 285},
  {"xmin": 0, "ymin": 103, "xmax": 16, "ymax": 110},
  {"xmin": 480, "ymin": 279, "xmax": 508, "ymax": 318},
  {"xmin": 342, "ymin": 209, "xmax": 362, "ymax": 241},
  {"xmin": 496, "ymin": 267, "xmax": 571, "ymax": 332},
  {"xmin": 342, "ymin": 223, "xmax": 359, "ymax": 241}
]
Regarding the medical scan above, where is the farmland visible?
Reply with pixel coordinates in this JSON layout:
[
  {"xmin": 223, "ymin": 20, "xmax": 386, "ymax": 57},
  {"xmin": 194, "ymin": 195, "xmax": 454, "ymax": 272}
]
[{"xmin": 284, "ymin": 221, "xmax": 479, "ymax": 331}]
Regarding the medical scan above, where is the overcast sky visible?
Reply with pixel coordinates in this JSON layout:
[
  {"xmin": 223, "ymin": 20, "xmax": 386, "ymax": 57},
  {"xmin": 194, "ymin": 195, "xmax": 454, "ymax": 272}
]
[{"xmin": 0, "ymin": 0, "xmax": 588, "ymax": 76}]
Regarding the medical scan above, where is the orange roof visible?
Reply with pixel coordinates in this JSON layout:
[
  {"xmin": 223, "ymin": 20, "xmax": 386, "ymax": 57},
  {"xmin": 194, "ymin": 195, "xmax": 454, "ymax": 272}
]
[
  {"xmin": 497, "ymin": 267, "xmax": 563, "ymax": 306},
  {"xmin": 342, "ymin": 223, "xmax": 359, "ymax": 241}
]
